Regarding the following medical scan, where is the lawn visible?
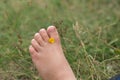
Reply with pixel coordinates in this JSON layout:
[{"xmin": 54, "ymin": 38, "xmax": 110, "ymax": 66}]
[{"xmin": 0, "ymin": 0, "xmax": 120, "ymax": 80}]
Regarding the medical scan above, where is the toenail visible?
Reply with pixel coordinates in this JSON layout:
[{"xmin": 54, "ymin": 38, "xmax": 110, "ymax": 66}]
[
  {"xmin": 48, "ymin": 26, "xmax": 55, "ymax": 31},
  {"xmin": 35, "ymin": 33, "xmax": 39, "ymax": 36},
  {"xmin": 29, "ymin": 45, "xmax": 32, "ymax": 49},
  {"xmin": 49, "ymin": 25, "xmax": 55, "ymax": 28},
  {"xmin": 34, "ymin": 33, "xmax": 39, "ymax": 37},
  {"xmin": 48, "ymin": 38, "xmax": 55, "ymax": 43},
  {"xmin": 31, "ymin": 39, "xmax": 35, "ymax": 42},
  {"xmin": 39, "ymin": 28, "xmax": 45, "ymax": 32}
]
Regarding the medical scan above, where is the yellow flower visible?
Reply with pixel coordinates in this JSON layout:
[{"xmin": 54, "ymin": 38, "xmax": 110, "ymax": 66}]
[{"xmin": 49, "ymin": 38, "xmax": 55, "ymax": 43}]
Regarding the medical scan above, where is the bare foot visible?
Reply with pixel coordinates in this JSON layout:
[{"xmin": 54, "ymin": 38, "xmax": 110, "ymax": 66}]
[{"xmin": 29, "ymin": 26, "xmax": 76, "ymax": 80}]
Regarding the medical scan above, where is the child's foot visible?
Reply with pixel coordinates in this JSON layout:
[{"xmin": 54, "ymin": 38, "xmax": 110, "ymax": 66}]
[{"xmin": 29, "ymin": 26, "xmax": 76, "ymax": 80}]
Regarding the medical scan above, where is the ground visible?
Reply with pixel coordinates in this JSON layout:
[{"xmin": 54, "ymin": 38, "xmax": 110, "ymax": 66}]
[{"xmin": 0, "ymin": 0, "xmax": 120, "ymax": 80}]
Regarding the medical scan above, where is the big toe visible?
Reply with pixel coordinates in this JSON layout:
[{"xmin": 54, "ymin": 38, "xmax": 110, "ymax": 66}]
[{"xmin": 47, "ymin": 26, "xmax": 60, "ymax": 43}]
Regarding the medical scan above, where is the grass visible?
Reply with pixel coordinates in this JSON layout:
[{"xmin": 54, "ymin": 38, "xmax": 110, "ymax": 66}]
[{"xmin": 0, "ymin": 0, "xmax": 120, "ymax": 80}]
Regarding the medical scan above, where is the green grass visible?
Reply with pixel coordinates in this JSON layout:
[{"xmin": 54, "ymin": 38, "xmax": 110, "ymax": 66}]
[{"xmin": 0, "ymin": 0, "xmax": 120, "ymax": 80}]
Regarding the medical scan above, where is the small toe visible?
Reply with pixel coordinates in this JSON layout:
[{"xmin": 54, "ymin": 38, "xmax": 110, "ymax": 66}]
[
  {"xmin": 39, "ymin": 29, "xmax": 49, "ymax": 42},
  {"xmin": 29, "ymin": 45, "xmax": 38, "ymax": 55},
  {"xmin": 47, "ymin": 26, "xmax": 60, "ymax": 43},
  {"xmin": 29, "ymin": 45, "xmax": 40, "ymax": 61},
  {"xmin": 34, "ymin": 33, "xmax": 44, "ymax": 46},
  {"xmin": 31, "ymin": 39, "xmax": 41, "ymax": 52}
]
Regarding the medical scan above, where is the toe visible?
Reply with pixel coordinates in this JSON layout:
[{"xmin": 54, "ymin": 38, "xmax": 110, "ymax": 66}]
[
  {"xmin": 34, "ymin": 33, "xmax": 44, "ymax": 46},
  {"xmin": 39, "ymin": 29, "xmax": 49, "ymax": 42},
  {"xmin": 31, "ymin": 39, "xmax": 41, "ymax": 52},
  {"xmin": 47, "ymin": 26, "xmax": 60, "ymax": 43},
  {"xmin": 29, "ymin": 45, "xmax": 40, "ymax": 61},
  {"xmin": 29, "ymin": 45, "xmax": 38, "ymax": 55}
]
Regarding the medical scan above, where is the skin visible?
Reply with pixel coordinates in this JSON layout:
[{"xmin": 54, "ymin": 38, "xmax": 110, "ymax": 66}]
[{"xmin": 29, "ymin": 26, "xmax": 76, "ymax": 80}]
